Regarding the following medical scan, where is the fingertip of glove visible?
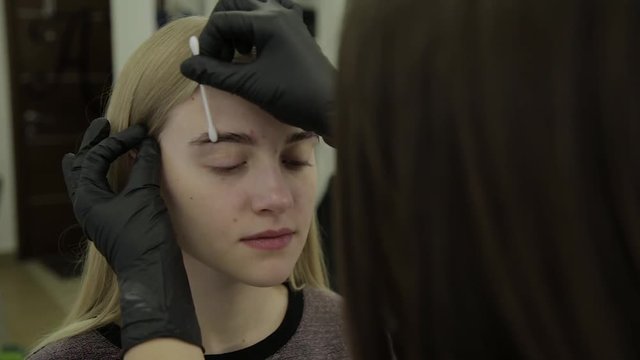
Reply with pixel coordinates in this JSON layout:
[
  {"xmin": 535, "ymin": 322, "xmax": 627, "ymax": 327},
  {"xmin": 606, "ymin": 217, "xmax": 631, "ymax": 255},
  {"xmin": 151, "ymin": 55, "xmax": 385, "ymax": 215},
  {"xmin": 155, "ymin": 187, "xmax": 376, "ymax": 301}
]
[
  {"xmin": 82, "ymin": 118, "xmax": 112, "ymax": 146},
  {"xmin": 139, "ymin": 137, "xmax": 160, "ymax": 154},
  {"xmin": 140, "ymin": 136, "xmax": 157, "ymax": 146},
  {"xmin": 91, "ymin": 117, "xmax": 110, "ymax": 127},
  {"xmin": 180, "ymin": 58, "xmax": 197, "ymax": 78},
  {"xmin": 91, "ymin": 118, "xmax": 111, "ymax": 135},
  {"xmin": 125, "ymin": 123, "xmax": 149, "ymax": 139},
  {"xmin": 181, "ymin": 55, "xmax": 219, "ymax": 84},
  {"xmin": 61, "ymin": 153, "xmax": 75, "ymax": 167},
  {"xmin": 131, "ymin": 122, "xmax": 149, "ymax": 132}
]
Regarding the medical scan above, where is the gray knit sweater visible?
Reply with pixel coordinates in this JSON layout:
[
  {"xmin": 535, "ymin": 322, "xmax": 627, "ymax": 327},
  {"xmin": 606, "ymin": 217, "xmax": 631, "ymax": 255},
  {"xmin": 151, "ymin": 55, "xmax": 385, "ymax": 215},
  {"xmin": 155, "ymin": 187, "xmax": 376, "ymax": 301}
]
[{"xmin": 28, "ymin": 286, "xmax": 349, "ymax": 359}]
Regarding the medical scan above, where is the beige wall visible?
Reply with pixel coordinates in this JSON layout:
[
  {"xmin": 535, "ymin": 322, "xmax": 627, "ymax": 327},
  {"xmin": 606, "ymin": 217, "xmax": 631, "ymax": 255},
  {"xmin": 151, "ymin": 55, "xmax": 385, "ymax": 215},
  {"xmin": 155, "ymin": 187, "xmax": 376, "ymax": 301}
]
[
  {"xmin": 0, "ymin": 0, "xmax": 18, "ymax": 254},
  {"xmin": 301, "ymin": 0, "xmax": 346, "ymax": 204},
  {"xmin": 110, "ymin": 0, "xmax": 157, "ymax": 77}
]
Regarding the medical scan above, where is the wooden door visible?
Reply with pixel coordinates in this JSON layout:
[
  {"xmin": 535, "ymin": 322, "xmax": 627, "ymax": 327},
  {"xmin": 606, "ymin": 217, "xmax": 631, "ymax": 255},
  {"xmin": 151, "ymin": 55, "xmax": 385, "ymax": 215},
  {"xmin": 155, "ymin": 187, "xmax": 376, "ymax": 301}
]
[{"xmin": 5, "ymin": 0, "xmax": 112, "ymax": 263}]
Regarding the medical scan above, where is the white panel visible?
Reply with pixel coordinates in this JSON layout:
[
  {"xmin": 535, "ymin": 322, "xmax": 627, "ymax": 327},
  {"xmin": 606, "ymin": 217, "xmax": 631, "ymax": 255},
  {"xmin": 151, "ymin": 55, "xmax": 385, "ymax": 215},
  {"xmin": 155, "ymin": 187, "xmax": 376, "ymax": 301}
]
[
  {"xmin": 0, "ymin": 0, "xmax": 18, "ymax": 254},
  {"xmin": 110, "ymin": 0, "xmax": 157, "ymax": 77}
]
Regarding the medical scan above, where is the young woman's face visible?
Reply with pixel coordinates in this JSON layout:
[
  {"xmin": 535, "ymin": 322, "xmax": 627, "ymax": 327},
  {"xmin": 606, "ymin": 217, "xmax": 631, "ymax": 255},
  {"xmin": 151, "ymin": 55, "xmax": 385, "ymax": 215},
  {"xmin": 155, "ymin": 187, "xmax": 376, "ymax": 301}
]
[{"xmin": 158, "ymin": 87, "xmax": 318, "ymax": 286}]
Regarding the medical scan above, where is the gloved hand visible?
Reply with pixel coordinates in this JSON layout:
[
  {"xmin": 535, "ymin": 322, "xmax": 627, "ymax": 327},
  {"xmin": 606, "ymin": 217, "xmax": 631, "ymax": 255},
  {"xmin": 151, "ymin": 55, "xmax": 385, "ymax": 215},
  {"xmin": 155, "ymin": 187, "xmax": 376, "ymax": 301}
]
[
  {"xmin": 61, "ymin": 118, "xmax": 202, "ymax": 354},
  {"xmin": 180, "ymin": 0, "xmax": 336, "ymax": 143}
]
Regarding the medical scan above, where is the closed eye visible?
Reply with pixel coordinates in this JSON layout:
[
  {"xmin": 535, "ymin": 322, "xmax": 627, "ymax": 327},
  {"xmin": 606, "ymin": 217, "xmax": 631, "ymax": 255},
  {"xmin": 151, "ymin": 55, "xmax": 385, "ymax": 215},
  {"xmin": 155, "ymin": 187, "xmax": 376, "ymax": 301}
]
[
  {"xmin": 211, "ymin": 162, "xmax": 247, "ymax": 174},
  {"xmin": 282, "ymin": 159, "xmax": 313, "ymax": 170}
]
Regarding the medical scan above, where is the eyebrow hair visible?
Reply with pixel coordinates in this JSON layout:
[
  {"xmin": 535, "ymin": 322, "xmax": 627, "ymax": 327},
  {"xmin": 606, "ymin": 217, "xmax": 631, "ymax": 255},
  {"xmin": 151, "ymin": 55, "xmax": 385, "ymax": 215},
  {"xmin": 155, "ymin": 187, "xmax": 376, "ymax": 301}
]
[
  {"xmin": 189, "ymin": 131, "xmax": 317, "ymax": 146},
  {"xmin": 286, "ymin": 131, "xmax": 318, "ymax": 144},
  {"xmin": 189, "ymin": 132, "xmax": 255, "ymax": 145}
]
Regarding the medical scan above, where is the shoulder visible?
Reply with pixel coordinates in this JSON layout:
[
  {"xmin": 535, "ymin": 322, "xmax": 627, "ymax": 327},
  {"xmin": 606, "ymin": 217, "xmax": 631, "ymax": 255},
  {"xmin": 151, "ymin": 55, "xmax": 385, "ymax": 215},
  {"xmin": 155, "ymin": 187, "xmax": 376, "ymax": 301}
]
[
  {"xmin": 273, "ymin": 286, "xmax": 350, "ymax": 359},
  {"xmin": 300, "ymin": 286, "xmax": 345, "ymax": 343},
  {"xmin": 27, "ymin": 330, "xmax": 120, "ymax": 360},
  {"xmin": 302, "ymin": 286, "xmax": 344, "ymax": 322}
]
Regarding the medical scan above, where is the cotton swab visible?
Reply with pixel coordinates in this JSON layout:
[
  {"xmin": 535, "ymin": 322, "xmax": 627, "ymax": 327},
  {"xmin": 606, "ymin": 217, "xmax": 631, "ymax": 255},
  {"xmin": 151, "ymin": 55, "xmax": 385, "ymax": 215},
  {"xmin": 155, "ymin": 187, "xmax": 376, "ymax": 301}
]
[{"xmin": 189, "ymin": 35, "xmax": 218, "ymax": 143}]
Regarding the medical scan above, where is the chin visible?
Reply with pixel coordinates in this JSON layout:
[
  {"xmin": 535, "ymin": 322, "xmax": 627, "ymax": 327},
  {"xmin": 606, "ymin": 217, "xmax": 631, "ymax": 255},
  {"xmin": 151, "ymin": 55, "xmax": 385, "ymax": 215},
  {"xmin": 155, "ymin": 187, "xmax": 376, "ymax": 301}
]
[{"xmin": 237, "ymin": 263, "xmax": 296, "ymax": 288}]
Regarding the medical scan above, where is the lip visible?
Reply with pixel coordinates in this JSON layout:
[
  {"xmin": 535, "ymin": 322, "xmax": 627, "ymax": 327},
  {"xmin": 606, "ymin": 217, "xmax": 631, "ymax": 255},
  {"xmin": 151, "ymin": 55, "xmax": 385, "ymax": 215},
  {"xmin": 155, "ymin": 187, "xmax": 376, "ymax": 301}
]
[
  {"xmin": 241, "ymin": 228, "xmax": 295, "ymax": 251},
  {"xmin": 242, "ymin": 228, "xmax": 295, "ymax": 240}
]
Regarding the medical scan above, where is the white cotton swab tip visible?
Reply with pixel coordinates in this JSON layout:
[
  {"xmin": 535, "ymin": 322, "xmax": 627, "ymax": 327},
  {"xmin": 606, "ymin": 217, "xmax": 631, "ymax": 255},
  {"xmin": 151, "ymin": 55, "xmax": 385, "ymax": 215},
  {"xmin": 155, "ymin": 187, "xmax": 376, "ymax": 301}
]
[
  {"xmin": 189, "ymin": 35, "xmax": 200, "ymax": 55},
  {"xmin": 188, "ymin": 36, "xmax": 217, "ymax": 142}
]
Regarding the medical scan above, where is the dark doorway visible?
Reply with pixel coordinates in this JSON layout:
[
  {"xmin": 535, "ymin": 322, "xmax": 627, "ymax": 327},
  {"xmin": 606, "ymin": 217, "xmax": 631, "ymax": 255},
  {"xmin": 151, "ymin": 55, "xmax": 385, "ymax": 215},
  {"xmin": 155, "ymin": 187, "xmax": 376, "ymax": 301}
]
[{"xmin": 5, "ymin": 0, "xmax": 112, "ymax": 275}]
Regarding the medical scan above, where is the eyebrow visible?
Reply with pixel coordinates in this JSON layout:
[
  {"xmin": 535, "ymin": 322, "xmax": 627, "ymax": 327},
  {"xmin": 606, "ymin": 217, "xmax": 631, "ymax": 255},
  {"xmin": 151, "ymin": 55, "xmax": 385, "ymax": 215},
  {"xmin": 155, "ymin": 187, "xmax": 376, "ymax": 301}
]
[
  {"xmin": 189, "ymin": 131, "xmax": 317, "ymax": 146},
  {"xmin": 286, "ymin": 131, "xmax": 318, "ymax": 144},
  {"xmin": 189, "ymin": 132, "xmax": 255, "ymax": 145}
]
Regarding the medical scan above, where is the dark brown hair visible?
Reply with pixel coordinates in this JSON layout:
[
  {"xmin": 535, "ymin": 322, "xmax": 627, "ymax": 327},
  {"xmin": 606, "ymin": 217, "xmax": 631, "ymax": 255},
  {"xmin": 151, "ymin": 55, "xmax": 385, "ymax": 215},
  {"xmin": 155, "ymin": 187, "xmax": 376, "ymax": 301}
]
[{"xmin": 334, "ymin": 0, "xmax": 640, "ymax": 358}]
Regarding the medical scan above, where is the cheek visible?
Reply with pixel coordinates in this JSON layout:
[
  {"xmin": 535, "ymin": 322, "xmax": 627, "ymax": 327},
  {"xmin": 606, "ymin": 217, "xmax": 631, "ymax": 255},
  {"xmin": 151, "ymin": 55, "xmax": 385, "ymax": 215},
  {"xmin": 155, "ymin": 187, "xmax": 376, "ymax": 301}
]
[
  {"xmin": 290, "ymin": 169, "xmax": 318, "ymax": 216},
  {"xmin": 160, "ymin": 154, "xmax": 246, "ymax": 243}
]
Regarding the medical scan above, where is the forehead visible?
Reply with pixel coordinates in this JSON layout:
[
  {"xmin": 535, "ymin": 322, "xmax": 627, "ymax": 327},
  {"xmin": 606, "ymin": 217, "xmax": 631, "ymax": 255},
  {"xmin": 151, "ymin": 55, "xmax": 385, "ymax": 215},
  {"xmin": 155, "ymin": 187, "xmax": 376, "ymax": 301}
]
[{"xmin": 163, "ymin": 86, "xmax": 294, "ymax": 138}]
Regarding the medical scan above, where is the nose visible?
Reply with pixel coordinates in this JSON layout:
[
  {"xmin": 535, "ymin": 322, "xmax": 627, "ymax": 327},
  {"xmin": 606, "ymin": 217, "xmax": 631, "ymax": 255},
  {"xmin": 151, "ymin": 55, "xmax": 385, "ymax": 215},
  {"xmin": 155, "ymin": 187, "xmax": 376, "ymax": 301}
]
[{"xmin": 250, "ymin": 166, "xmax": 294, "ymax": 215}]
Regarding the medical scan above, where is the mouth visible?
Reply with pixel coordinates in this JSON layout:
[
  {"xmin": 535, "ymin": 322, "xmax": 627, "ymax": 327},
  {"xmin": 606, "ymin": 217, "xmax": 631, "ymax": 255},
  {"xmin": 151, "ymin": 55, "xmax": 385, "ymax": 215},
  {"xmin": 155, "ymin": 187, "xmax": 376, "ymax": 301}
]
[{"xmin": 241, "ymin": 228, "xmax": 295, "ymax": 251}]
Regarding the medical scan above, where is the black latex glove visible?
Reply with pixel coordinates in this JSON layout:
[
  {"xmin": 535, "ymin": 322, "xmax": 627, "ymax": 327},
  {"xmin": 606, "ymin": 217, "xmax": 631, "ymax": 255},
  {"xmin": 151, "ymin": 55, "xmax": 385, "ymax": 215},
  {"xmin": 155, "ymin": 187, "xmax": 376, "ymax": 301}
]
[
  {"xmin": 180, "ymin": 0, "xmax": 335, "ymax": 143},
  {"xmin": 61, "ymin": 118, "xmax": 202, "ymax": 354}
]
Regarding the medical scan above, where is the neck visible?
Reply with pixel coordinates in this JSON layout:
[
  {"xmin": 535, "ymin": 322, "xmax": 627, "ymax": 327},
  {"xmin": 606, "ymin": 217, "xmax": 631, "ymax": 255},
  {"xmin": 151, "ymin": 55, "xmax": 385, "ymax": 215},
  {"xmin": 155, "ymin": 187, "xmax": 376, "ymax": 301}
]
[{"xmin": 181, "ymin": 252, "xmax": 288, "ymax": 355}]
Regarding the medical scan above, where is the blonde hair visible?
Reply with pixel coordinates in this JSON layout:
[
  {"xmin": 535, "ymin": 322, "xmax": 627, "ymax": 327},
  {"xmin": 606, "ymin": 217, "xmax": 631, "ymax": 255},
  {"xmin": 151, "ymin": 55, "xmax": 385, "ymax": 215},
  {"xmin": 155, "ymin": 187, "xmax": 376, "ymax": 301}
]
[{"xmin": 30, "ymin": 16, "xmax": 328, "ymax": 355}]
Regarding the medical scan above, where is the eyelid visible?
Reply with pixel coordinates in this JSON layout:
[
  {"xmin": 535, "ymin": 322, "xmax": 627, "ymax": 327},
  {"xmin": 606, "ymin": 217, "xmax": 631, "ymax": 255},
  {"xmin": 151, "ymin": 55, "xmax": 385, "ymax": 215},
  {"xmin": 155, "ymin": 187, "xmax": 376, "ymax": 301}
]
[
  {"xmin": 211, "ymin": 161, "xmax": 247, "ymax": 173},
  {"xmin": 283, "ymin": 159, "xmax": 313, "ymax": 166},
  {"xmin": 203, "ymin": 143, "xmax": 315, "ymax": 173},
  {"xmin": 200, "ymin": 146, "xmax": 244, "ymax": 161},
  {"xmin": 287, "ymin": 137, "xmax": 319, "ymax": 148}
]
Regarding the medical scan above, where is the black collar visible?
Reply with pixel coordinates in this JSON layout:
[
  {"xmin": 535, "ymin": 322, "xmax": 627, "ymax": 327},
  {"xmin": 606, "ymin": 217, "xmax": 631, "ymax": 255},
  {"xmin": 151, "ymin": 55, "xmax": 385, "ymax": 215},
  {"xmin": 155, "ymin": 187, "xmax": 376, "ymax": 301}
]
[{"xmin": 97, "ymin": 283, "xmax": 304, "ymax": 359}]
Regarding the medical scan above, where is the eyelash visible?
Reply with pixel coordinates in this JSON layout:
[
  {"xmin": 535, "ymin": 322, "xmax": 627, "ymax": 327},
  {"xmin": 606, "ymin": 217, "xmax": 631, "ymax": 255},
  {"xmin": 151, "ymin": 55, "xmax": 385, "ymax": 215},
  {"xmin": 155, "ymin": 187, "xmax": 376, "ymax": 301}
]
[
  {"xmin": 212, "ymin": 162, "xmax": 247, "ymax": 174},
  {"xmin": 282, "ymin": 159, "xmax": 312, "ymax": 170},
  {"xmin": 212, "ymin": 159, "xmax": 312, "ymax": 174}
]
